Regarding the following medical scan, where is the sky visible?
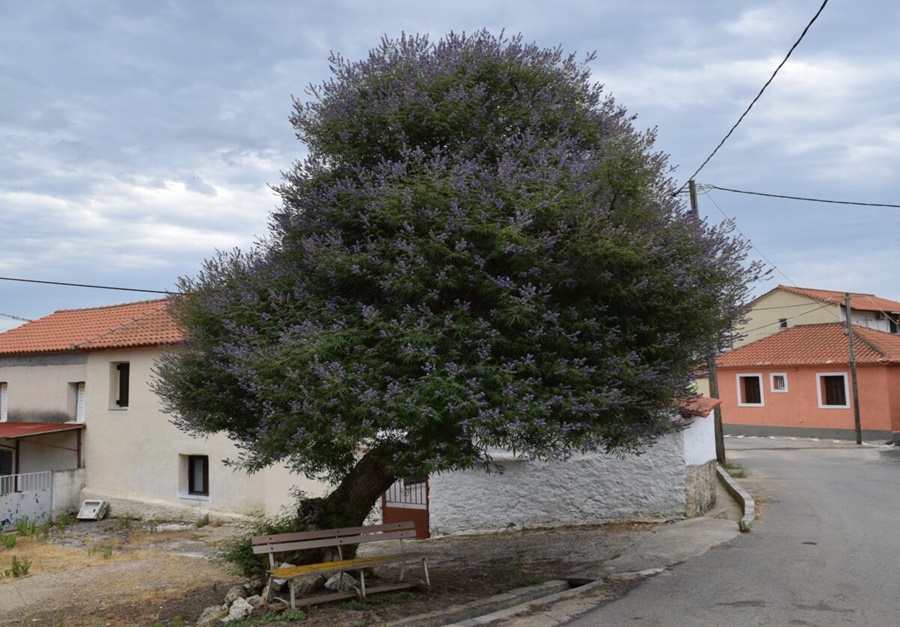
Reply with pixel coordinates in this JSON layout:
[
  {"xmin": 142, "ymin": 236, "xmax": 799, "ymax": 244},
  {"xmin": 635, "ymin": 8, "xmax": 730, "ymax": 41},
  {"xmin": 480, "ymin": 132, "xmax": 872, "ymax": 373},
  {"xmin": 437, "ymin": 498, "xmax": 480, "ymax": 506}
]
[{"xmin": 3, "ymin": 0, "xmax": 899, "ymax": 332}]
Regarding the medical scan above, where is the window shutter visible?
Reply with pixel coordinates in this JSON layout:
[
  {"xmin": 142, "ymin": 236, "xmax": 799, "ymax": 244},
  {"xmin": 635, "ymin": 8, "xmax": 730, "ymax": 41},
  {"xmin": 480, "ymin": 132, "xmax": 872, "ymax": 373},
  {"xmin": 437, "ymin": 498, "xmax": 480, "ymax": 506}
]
[
  {"xmin": 116, "ymin": 364, "xmax": 130, "ymax": 407},
  {"xmin": 75, "ymin": 383, "xmax": 86, "ymax": 423},
  {"xmin": 0, "ymin": 383, "xmax": 7, "ymax": 422}
]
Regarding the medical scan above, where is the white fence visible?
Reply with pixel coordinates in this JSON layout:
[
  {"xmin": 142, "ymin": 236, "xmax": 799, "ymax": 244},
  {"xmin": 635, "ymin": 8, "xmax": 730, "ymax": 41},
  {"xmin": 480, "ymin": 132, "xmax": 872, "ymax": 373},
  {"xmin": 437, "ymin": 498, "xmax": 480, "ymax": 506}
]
[{"xmin": 0, "ymin": 471, "xmax": 53, "ymax": 529}]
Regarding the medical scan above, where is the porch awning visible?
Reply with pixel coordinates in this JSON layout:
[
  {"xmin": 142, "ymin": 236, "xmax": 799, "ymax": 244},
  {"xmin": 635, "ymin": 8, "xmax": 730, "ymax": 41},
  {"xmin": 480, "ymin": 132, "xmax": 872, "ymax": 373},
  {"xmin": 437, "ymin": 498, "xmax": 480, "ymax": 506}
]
[{"xmin": 0, "ymin": 422, "xmax": 85, "ymax": 439}]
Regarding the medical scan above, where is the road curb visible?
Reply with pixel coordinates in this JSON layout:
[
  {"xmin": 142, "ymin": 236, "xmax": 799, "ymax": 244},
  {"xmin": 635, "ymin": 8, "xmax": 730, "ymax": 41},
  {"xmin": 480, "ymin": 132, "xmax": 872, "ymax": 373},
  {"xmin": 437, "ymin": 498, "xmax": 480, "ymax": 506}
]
[{"xmin": 717, "ymin": 464, "xmax": 755, "ymax": 531}]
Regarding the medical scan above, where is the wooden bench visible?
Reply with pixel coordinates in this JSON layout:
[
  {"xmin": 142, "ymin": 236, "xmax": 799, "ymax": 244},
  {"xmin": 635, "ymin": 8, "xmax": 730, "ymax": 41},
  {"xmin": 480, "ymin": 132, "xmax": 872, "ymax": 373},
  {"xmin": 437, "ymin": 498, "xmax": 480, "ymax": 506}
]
[{"xmin": 251, "ymin": 521, "xmax": 430, "ymax": 609}]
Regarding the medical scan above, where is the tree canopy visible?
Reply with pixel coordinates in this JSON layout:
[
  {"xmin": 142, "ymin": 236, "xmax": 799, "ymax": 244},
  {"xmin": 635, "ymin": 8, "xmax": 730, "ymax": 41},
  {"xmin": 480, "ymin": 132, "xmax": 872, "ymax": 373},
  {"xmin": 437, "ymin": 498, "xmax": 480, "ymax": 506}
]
[{"xmin": 155, "ymin": 31, "xmax": 760, "ymax": 502}]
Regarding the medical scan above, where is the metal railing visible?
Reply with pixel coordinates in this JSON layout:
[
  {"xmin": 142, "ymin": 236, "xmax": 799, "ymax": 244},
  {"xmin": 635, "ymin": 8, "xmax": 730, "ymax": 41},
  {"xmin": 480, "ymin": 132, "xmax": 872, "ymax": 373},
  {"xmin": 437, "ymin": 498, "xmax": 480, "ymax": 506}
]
[{"xmin": 0, "ymin": 471, "xmax": 52, "ymax": 495}]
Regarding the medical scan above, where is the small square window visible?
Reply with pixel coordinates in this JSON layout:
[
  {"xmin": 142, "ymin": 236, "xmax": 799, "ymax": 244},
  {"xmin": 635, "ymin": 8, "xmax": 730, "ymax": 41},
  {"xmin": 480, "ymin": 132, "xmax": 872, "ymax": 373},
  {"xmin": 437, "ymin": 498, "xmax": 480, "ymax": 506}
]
[
  {"xmin": 779, "ymin": 318, "xmax": 788, "ymax": 329},
  {"xmin": 188, "ymin": 455, "xmax": 209, "ymax": 496},
  {"xmin": 770, "ymin": 373, "xmax": 788, "ymax": 393}
]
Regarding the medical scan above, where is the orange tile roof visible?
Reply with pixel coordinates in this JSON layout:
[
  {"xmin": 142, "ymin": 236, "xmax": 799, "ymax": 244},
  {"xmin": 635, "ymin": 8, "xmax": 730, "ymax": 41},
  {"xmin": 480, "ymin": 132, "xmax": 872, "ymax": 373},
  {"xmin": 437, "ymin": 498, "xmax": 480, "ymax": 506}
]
[
  {"xmin": 0, "ymin": 299, "xmax": 183, "ymax": 355},
  {"xmin": 770, "ymin": 285, "xmax": 900, "ymax": 313},
  {"xmin": 717, "ymin": 323, "xmax": 900, "ymax": 368}
]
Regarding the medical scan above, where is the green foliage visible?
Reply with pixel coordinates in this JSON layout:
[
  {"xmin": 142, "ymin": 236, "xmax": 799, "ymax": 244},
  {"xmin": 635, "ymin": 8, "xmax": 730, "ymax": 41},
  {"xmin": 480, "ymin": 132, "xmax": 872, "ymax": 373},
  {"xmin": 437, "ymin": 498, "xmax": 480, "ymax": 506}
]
[
  {"xmin": 0, "ymin": 534, "xmax": 15, "ymax": 549},
  {"xmin": 118, "ymin": 515, "xmax": 134, "ymax": 530},
  {"xmin": 88, "ymin": 543, "xmax": 114, "ymax": 559},
  {"xmin": 15, "ymin": 517, "xmax": 36, "ymax": 536},
  {"xmin": 196, "ymin": 513, "xmax": 211, "ymax": 528},
  {"xmin": 3, "ymin": 555, "xmax": 30, "ymax": 578},
  {"xmin": 216, "ymin": 512, "xmax": 304, "ymax": 578},
  {"xmin": 54, "ymin": 512, "xmax": 76, "ymax": 529},
  {"xmin": 156, "ymin": 31, "xmax": 761, "ymax": 498}
]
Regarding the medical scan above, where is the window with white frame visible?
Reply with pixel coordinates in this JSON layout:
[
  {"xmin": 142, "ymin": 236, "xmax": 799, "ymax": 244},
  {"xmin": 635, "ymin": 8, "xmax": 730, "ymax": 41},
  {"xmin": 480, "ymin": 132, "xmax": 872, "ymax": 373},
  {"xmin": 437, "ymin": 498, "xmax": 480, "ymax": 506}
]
[
  {"xmin": 737, "ymin": 374, "xmax": 764, "ymax": 406},
  {"xmin": 817, "ymin": 373, "xmax": 849, "ymax": 408},
  {"xmin": 0, "ymin": 383, "xmax": 7, "ymax": 422},
  {"xmin": 770, "ymin": 373, "xmax": 788, "ymax": 393}
]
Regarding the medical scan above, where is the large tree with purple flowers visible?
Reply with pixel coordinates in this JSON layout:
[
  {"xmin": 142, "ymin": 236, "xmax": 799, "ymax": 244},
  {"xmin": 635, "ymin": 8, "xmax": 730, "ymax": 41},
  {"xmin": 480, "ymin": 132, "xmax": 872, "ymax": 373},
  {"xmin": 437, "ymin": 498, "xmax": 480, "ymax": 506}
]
[{"xmin": 155, "ymin": 31, "xmax": 761, "ymax": 531}]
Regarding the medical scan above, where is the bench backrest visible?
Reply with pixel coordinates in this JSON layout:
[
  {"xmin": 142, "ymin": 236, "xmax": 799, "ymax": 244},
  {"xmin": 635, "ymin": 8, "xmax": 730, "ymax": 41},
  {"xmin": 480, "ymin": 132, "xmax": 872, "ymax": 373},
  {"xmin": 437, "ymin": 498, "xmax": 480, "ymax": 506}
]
[{"xmin": 251, "ymin": 521, "xmax": 418, "ymax": 557}]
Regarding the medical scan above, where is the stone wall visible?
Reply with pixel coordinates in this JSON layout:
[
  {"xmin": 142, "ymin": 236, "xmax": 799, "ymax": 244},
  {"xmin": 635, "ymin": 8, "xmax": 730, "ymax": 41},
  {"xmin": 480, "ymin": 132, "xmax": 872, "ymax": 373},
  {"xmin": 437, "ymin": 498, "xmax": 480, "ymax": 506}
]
[
  {"xmin": 428, "ymin": 431, "xmax": 687, "ymax": 535},
  {"xmin": 683, "ymin": 459, "xmax": 717, "ymax": 518}
]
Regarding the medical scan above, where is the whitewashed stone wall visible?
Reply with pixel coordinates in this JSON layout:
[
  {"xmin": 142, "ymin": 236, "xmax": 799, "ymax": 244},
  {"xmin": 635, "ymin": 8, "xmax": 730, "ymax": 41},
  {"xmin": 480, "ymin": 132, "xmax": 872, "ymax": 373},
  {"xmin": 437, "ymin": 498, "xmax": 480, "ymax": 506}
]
[{"xmin": 428, "ymin": 415, "xmax": 716, "ymax": 535}]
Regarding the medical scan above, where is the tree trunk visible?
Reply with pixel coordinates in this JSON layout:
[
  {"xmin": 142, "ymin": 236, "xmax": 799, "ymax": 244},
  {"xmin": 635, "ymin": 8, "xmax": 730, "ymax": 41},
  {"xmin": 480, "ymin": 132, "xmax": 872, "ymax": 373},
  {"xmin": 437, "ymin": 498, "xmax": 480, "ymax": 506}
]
[{"xmin": 293, "ymin": 446, "xmax": 398, "ymax": 561}]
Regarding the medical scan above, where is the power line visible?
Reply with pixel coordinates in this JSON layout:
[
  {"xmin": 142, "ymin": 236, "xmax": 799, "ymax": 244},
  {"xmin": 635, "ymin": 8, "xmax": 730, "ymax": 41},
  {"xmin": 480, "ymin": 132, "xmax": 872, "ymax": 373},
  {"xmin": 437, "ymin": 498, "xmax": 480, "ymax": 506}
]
[
  {"xmin": 677, "ymin": 0, "xmax": 829, "ymax": 192},
  {"xmin": 0, "ymin": 312, "xmax": 31, "ymax": 323},
  {"xmin": 0, "ymin": 276, "xmax": 176, "ymax": 295},
  {"xmin": 708, "ymin": 185, "xmax": 900, "ymax": 208},
  {"xmin": 703, "ymin": 189, "xmax": 797, "ymax": 288}
]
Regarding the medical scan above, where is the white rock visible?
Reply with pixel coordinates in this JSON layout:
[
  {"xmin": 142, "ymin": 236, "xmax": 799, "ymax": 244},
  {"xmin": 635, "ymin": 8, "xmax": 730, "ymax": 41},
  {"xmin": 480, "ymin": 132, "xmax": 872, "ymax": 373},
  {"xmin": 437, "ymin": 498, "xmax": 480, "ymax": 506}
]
[
  {"xmin": 324, "ymin": 572, "xmax": 359, "ymax": 592},
  {"xmin": 225, "ymin": 597, "xmax": 254, "ymax": 622}
]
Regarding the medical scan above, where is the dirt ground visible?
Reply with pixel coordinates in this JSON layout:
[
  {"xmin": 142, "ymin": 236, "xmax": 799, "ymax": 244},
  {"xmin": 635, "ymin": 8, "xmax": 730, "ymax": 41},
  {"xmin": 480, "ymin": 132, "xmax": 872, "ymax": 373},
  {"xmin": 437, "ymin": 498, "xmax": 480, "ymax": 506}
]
[{"xmin": 0, "ymin": 515, "xmax": 657, "ymax": 626}]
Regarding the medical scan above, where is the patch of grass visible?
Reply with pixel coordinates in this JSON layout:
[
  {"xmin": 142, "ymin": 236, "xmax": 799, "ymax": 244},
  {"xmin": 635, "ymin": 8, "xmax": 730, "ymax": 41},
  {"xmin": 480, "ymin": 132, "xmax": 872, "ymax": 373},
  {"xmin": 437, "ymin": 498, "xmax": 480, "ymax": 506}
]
[
  {"xmin": 15, "ymin": 517, "xmax": 37, "ymax": 536},
  {"xmin": 195, "ymin": 513, "xmax": 211, "ymax": 528},
  {"xmin": 343, "ymin": 600, "xmax": 372, "ymax": 611},
  {"xmin": 147, "ymin": 518, "xmax": 159, "ymax": 533},
  {"xmin": 258, "ymin": 609, "xmax": 307, "ymax": 623},
  {"xmin": 54, "ymin": 512, "xmax": 76, "ymax": 529},
  {"xmin": 215, "ymin": 511, "xmax": 307, "ymax": 578},
  {"xmin": 88, "ymin": 543, "xmax": 114, "ymax": 559},
  {"xmin": 1, "ymin": 534, "xmax": 16, "ymax": 549},
  {"xmin": 721, "ymin": 461, "xmax": 747, "ymax": 478},
  {"xmin": 2, "ymin": 555, "xmax": 30, "ymax": 578},
  {"xmin": 118, "ymin": 515, "xmax": 134, "ymax": 530},
  {"xmin": 515, "ymin": 576, "xmax": 546, "ymax": 587}
]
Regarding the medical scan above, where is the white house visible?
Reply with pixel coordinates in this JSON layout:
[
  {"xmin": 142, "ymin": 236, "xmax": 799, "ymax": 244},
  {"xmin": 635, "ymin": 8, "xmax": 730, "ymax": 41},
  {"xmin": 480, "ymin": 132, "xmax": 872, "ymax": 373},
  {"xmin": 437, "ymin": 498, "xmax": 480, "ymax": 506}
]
[{"xmin": 0, "ymin": 300, "xmax": 326, "ymax": 522}]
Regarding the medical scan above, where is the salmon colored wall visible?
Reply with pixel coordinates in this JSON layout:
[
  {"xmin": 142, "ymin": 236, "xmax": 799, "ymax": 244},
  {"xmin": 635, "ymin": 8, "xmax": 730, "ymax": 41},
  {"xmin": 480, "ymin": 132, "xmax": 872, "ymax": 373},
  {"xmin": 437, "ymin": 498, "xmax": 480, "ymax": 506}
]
[{"xmin": 718, "ymin": 365, "xmax": 897, "ymax": 432}]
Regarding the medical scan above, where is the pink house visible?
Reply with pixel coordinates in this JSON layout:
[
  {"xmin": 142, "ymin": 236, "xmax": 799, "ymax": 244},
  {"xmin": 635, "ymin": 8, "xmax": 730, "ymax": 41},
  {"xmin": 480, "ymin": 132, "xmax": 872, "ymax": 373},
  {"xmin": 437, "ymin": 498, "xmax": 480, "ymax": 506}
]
[{"xmin": 716, "ymin": 323, "xmax": 900, "ymax": 443}]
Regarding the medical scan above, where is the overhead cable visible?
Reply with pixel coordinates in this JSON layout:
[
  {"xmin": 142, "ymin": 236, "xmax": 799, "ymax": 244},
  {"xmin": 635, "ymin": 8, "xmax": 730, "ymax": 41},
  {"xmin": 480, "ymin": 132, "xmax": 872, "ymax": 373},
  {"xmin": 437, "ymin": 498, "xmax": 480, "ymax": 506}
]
[
  {"xmin": 677, "ymin": 0, "xmax": 829, "ymax": 192},
  {"xmin": 708, "ymin": 185, "xmax": 900, "ymax": 208},
  {"xmin": 0, "ymin": 276, "xmax": 175, "ymax": 295}
]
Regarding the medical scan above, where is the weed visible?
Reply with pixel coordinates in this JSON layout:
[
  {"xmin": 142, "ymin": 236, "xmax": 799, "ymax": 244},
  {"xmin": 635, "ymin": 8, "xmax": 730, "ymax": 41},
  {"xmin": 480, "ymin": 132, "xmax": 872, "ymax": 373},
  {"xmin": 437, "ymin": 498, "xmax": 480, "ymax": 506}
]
[
  {"xmin": 343, "ymin": 600, "xmax": 372, "ymax": 611},
  {"xmin": 3, "ymin": 555, "xmax": 31, "ymax": 578},
  {"xmin": 721, "ymin": 461, "xmax": 746, "ymax": 478},
  {"xmin": 515, "ymin": 576, "xmax": 546, "ymax": 587},
  {"xmin": 738, "ymin": 520, "xmax": 751, "ymax": 533},
  {"xmin": 488, "ymin": 549, "xmax": 526, "ymax": 588},
  {"xmin": 195, "ymin": 513, "xmax": 211, "ymax": 528},
  {"xmin": 0, "ymin": 535, "xmax": 15, "ymax": 549},
  {"xmin": 147, "ymin": 518, "xmax": 159, "ymax": 533},
  {"xmin": 215, "ymin": 511, "xmax": 305, "ymax": 578},
  {"xmin": 153, "ymin": 619, "xmax": 184, "ymax": 627},
  {"xmin": 88, "ymin": 543, "xmax": 114, "ymax": 559},
  {"xmin": 15, "ymin": 517, "xmax": 36, "ymax": 536},
  {"xmin": 258, "ymin": 610, "xmax": 307, "ymax": 623},
  {"xmin": 118, "ymin": 515, "xmax": 134, "ymax": 530},
  {"xmin": 54, "ymin": 512, "xmax": 76, "ymax": 529}
]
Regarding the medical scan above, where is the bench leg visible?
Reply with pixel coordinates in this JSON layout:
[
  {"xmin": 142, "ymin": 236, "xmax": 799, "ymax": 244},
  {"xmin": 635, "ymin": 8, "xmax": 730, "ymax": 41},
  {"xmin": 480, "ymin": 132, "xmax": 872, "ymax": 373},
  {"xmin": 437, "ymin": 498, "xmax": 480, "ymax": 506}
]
[
  {"xmin": 359, "ymin": 569, "xmax": 366, "ymax": 598},
  {"xmin": 289, "ymin": 579, "xmax": 296, "ymax": 610},
  {"xmin": 422, "ymin": 558, "xmax": 430, "ymax": 587},
  {"xmin": 400, "ymin": 561, "xmax": 406, "ymax": 582}
]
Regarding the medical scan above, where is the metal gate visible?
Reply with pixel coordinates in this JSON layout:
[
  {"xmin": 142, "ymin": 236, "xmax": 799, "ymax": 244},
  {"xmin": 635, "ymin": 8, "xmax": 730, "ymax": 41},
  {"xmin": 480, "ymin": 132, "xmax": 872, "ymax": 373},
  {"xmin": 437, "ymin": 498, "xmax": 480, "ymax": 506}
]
[{"xmin": 381, "ymin": 477, "xmax": 429, "ymax": 538}]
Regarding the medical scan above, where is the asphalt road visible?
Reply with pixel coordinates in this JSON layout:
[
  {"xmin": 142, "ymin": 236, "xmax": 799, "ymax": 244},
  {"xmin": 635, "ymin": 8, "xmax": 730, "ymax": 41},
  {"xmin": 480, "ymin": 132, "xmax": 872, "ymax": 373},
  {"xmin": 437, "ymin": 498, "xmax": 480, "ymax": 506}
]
[{"xmin": 564, "ymin": 436, "xmax": 900, "ymax": 626}]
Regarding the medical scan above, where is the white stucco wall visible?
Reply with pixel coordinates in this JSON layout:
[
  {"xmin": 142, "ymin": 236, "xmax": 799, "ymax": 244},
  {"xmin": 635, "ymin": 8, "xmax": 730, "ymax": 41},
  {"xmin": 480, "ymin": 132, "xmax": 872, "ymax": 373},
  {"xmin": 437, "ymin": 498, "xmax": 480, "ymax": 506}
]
[
  {"xmin": 428, "ymin": 430, "xmax": 688, "ymax": 535},
  {"xmin": 682, "ymin": 415, "xmax": 716, "ymax": 466},
  {"xmin": 52, "ymin": 468, "xmax": 86, "ymax": 515},
  {"xmin": 0, "ymin": 354, "xmax": 87, "ymax": 422},
  {"xmin": 83, "ymin": 347, "xmax": 327, "ymax": 518}
]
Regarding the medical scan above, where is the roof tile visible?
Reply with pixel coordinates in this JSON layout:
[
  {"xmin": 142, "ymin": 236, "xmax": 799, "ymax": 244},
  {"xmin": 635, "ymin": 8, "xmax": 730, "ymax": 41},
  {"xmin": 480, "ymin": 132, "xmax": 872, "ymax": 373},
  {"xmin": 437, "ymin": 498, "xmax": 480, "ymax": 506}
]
[
  {"xmin": 0, "ymin": 299, "xmax": 183, "ymax": 355},
  {"xmin": 774, "ymin": 285, "xmax": 900, "ymax": 313},
  {"xmin": 718, "ymin": 323, "xmax": 900, "ymax": 368}
]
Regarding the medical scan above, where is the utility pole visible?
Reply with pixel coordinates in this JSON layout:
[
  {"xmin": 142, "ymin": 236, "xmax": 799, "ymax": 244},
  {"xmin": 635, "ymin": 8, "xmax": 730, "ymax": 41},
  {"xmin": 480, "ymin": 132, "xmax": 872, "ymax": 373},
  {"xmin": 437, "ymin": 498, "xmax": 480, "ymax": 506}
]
[
  {"xmin": 689, "ymin": 180, "xmax": 726, "ymax": 464},
  {"xmin": 845, "ymin": 292, "xmax": 862, "ymax": 445}
]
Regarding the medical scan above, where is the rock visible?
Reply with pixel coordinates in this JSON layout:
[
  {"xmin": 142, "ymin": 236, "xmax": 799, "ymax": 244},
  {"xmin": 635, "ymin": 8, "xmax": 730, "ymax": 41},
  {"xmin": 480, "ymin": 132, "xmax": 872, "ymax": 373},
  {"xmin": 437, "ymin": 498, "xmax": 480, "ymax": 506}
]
[
  {"xmin": 244, "ymin": 577, "xmax": 263, "ymax": 595},
  {"xmin": 225, "ymin": 597, "xmax": 254, "ymax": 622},
  {"xmin": 224, "ymin": 585, "xmax": 247, "ymax": 604},
  {"xmin": 324, "ymin": 572, "xmax": 359, "ymax": 592},
  {"xmin": 246, "ymin": 594, "xmax": 264, "ymax": 608},
  {"xmin": 195, "ymin": 603, "xmax": 229, "ymax": 627},
  {"xmin": 293, "ymin": 574, "xmax": 327, "ymax": 595},
  {"xmin": 271, "ymin": 562, "xmax": 296, "ymax": 592}
]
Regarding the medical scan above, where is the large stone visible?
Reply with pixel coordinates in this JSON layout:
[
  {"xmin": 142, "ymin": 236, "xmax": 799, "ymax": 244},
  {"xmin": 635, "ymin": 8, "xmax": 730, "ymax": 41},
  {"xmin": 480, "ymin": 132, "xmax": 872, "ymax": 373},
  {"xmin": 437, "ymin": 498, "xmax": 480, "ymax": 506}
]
[
  {"xmin": 246, "ymin": 594, "xmax": 264, "ymax": 608},
  {"xmin": 324, "ymin": 572, "xmax": 359, "ymax": 592},
  {"xmin": 225, "ymin": 597, "xmax": 254, "ymax": 622},
  {"xmin": 195, "ymin": 603, "xmax": 229, "ymax": 627},
  {"xmin": 224, "ymin": 585, "xmax": 247, "ymax": 604}
]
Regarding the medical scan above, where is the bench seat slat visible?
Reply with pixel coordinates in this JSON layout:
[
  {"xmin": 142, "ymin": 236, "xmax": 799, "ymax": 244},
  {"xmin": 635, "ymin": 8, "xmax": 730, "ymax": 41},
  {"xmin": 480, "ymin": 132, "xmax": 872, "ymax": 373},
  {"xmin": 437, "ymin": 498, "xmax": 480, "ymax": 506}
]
[{"xmin": 271, "ymin": 552, "xmax": 428, "ymax": 579}]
